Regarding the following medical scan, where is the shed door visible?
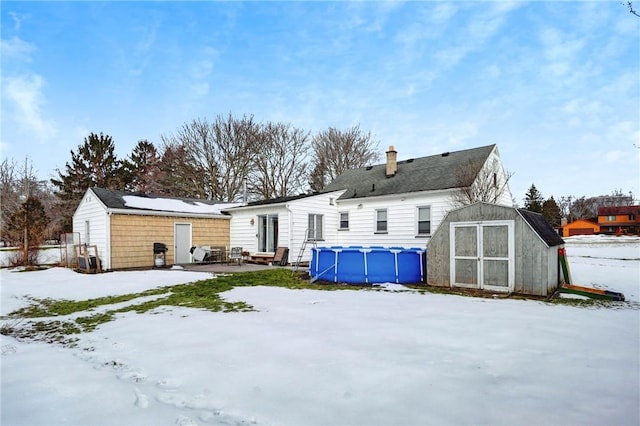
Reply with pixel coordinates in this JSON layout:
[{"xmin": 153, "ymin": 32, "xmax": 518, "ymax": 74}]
[
  {"xmin": 450, "ymin": 221, "xmax": 514, "ymax": 292},
  {"xmin": 174, "ymin": 223, "xmax": 192, "ymax": 264}
]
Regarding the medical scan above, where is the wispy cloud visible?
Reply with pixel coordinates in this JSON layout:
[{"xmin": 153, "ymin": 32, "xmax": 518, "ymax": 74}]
[
  {"xmin": 0, "ymin": 36, "xmax": 35, "ymax": 61},
  {"xmin": 3, "ymin": 74, "xmax": 57, "ymax": 140}
]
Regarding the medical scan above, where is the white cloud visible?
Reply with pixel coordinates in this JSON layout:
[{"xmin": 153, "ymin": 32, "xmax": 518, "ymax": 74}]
[
  {"xmin": 3, "ymin": 74, "xmax": 57, "ymax": 140},
  {"xmin": 604, "ymin": 150, "xmax": 622, "ymax": 163},
  {"xmin": 0, "ymin": 36, "xmax": 35, "ymax": 61},
  {"xmin": 8, "ymin": 11, "xmax": 27, "ymax": 31}
]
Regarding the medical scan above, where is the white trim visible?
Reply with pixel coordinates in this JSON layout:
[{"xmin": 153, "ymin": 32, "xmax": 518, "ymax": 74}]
[
  {"xmin": 105, "ymin": 211, "xmax": 112, "ymax": 270},
  {"xmin": 375, "ymin": 208, "xmax": 387, "ymax": 233},
  {"xmin": 416, "ymin": 205, "xmax": 431, "ymax": 236},
  {"xmin": 450, "ymin": 220, "xmax": 515, "ymax": 292},
  {"xmin": 174, "ymin": 222, "xmax": 192, "ymax": 264},
  {"xmin": 106, "ymin": 208, "xmax": 231, "ymax": 219},
  {"xmin": 338, "ymin": 211, "xmax": 349, "ymax": 230}
]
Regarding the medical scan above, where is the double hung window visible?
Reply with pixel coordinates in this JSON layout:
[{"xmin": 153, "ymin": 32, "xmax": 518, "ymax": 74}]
[
  {"xmin": 308, "ymin": 214, "xmax": 323, "ymax": 240},
  {"xmin": 417, "ymin": 207, "xmax": 431, "ymax": 235},
  {"xmin": 375, "ymin": 209, "xmax": 387, "ymax": 233}
]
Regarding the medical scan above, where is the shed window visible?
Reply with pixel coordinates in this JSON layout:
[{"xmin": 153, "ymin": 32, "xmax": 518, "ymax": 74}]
[
  {"xmin": 375, "ymin": 209, "xmax": 387, "ymax": 233},
  {"xmin": 417, "ymin": 207, "xmax": 431, "ymax": 235},
  {"xmin": 308, "ymin": 214, "xmax": 323, "ymax": 240},
  {"xmin": 339, "ymin": 212, "xmax": 349, "ymax": 230}
]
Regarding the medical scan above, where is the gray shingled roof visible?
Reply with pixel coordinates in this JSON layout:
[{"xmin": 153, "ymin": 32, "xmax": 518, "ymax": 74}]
[
  {"xmin": 323, "ymin": 144, "xmax": 496, "ymax": 200},
  {"xmin": 517, "ymin": 208, "xmax": 565, "ymax": 247},
  {"xmin": 90, "ymin": 187, "xmax": 227, "ymax": 212}
]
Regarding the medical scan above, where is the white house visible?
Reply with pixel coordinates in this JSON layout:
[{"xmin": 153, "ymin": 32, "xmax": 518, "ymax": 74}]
[
  {"xmin": 226, "ymin": 144, "xmax": 512, "ymax": 263},
  {"xmin": 224, "ymin": 190, "xmax": 346, "ymax": 264}
]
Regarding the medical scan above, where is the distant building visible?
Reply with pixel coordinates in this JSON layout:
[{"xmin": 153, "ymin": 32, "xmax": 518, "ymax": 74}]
[
  {"xmin": 562, "ymin": 219, "xmax": 600, "ymax": 237},
  {"xmin": 597, "ymin": 205, "xmax": 640, "ymax": 235}
]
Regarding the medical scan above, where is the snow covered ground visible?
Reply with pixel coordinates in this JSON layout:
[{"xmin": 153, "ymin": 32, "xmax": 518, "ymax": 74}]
[{"xmin": 1, "ymin": 236, "xmax": 638, "ymax": 425}]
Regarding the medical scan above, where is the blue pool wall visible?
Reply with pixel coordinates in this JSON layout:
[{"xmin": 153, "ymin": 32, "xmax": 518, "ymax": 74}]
[{"xmin": 309, "ymin": 246, "xmax": 426, "ymax": 284}]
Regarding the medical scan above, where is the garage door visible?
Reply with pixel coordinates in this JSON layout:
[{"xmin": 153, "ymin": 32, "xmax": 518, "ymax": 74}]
[
  {"xmin": 450, "ymin": 220, "xmax": 515, "ymax": 292},
  {"xmin": 569, "ymin": 228, "xmax": 594, "ymax": 236}
]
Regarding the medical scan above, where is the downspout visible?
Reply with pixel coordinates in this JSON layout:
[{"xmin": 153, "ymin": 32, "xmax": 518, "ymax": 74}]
[
  {"xmin": 285, "ymin": 203, "xmax": 293, "ymax": 260},
  {"xmin": 106, "ymin": 210, "xmax": 112, "ymax": 270}
]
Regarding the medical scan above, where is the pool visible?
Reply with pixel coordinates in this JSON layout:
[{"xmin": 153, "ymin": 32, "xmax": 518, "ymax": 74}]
[{"xmin": 309, "ymin": 246, "xmax": 426, "ymax": 284}]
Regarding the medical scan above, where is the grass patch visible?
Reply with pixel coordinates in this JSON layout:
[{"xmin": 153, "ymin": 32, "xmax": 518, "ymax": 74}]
[
  {"xmin": 10, "ymin": 268, "xmax": 631, "ymax": 347},
  {"xmin": 0, "ymin": 268, "xmax": 360, "ymax": 345}
]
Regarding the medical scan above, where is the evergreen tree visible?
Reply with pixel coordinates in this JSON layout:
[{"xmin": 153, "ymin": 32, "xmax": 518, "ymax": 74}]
[
  {"xmin": 51, "ymin": 132, "xmax": 129, "ymax": 231},
  {"xmin": 6, "ymin": 196, "xmax": 49, "ymax": 265},
  {"xmin": 524, "ymin": 184, "xmax": 543, "ymax": 213},
  {"xmin": 542, "ymin": 196, "xmax": 562, "ymax": 227},
  {"xmin": 123, "ymin": 140, "xmax": 161, "ymax": 193},
  {"xmin": 156, "ymin": 143, "xmax": 207, "ymax": 198}
]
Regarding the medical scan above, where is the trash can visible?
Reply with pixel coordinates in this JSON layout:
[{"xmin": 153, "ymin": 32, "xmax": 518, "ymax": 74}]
[{"xmin": 153, "ymin": 242, "xmax": 168, "ymax": 267}]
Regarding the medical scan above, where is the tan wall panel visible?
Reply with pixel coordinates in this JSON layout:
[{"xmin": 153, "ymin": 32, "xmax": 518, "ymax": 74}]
[{"xmin": 110, "ymin": 214, "xmax": 230, "ymax": 269}]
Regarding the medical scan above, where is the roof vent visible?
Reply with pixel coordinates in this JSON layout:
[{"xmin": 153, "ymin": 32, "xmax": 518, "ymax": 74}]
[
  {"xmin": 406, "ymin": 158, "xmax": 414, "ymax": 163},
  {"xmin": 371, "ymin": 184, "xmax": 375, "ymax": 192},
  {"xmin": 442, "ymin": 152, "xmax": 450, "ymax": 157},
  {"xmin": 366, "ymin": 166, "xmax": 373, "ymax": 171}
]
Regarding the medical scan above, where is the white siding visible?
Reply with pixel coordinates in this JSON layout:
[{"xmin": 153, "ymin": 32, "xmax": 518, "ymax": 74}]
[
  {"xmin": 72, "ymin": 189, "xmax": 110, "ymax": 269},
  {"xmin": 287, "ymin": 191, "xmax": 343, "ymax": 262},
  {"xmin": 229, "ymin": 205, "xmax": 289, "ymax": 255},
  {"xmin": 334, "ymin": 190, "xmax": 455, "ymax": 250},
  {"xmin": 480, "ymin": 147, "xmax": 513, "ymax": 206},
  {"xmin": 228, "ymin": 191, "xmax": 344, "ymax": 263}
]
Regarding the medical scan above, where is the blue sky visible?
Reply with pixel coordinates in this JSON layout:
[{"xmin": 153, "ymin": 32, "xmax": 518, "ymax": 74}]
[{"xmin": 2, "ymin": 1, "xmax": 639, "ymax": 204}]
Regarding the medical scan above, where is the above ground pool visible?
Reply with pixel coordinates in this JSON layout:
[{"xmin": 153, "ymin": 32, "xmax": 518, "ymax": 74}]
[{"xmin": 309, "ymin": 246, "xmax": 426, "ymax": 284}]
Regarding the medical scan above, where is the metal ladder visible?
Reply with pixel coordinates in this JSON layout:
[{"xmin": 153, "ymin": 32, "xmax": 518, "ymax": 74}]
[{"xmin": 293, "ymin": 228, "xmax": 316, "ymax": 272}]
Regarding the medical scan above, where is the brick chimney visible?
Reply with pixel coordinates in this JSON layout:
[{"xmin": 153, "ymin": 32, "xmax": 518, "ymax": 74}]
[{"xmin": 385, "ymin": 145, "xmax": 397, "ymax": 177}]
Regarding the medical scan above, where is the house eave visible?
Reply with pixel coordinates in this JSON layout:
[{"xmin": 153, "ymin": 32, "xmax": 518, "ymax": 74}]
[
  {"xmin": 337, "ymin": 187, "xmax": 457, "ymax": 203},
  {"xmin": 105, "ymin": 208, "xmax": 231, "ymax": 219}
]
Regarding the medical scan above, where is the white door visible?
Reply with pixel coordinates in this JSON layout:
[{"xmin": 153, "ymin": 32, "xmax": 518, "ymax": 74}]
[
  {"xmin": 450, "ymin": 221, "xmax": 514, "ymax": 292},
  {"xmin": 174, "ymin": 223, "xmax": 192, "ymax": 264}
]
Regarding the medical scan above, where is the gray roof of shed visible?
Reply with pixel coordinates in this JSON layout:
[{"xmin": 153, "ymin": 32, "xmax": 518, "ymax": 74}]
[
  {"xmin": 322, "ymin": 144, "xmax": 496, "ymax": 200},
  {"xmin": 517, "ymin": 208, "xmax": 565, "ymax": 247},
  {"xmin": 89, "ymin": 187, "xmax": 233, "ymax": 214}
]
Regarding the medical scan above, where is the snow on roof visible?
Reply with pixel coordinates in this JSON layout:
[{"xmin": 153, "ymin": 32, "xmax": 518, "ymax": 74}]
[{"xmin": 122, "ymin": 195, "xmax": 240, "ymax": 215}]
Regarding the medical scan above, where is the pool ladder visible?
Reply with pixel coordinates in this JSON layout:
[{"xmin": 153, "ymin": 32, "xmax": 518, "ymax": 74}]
[{"xmin": 293, "ymin": 228, "xmax": 317, "ymax": 272}]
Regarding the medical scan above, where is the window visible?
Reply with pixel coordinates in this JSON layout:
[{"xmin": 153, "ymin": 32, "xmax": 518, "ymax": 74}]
[
  {"xmin": 375, "ymin": 209, "xmax": 387, "ymax": 233},
  {"xmin": 339, "ymin": 212, "xmax": 349, "ymax": 230},
  {"xmin": 308, "ymin": 214, "xmax": 323, "ymax": 240},
  {"xmin": 85, "ymin": 220, "xmax": 90, "ymax": 244},
  {"xmin": 417, "ymin": 207, "xmax": 431, "ymax": 235},
  {"xmin": 605, "ymin": 215, "xmax": 616, "ymax": 221},
  {"xmin": 629, "ymin": 214, "xmax": 636, "ymax": 220}
]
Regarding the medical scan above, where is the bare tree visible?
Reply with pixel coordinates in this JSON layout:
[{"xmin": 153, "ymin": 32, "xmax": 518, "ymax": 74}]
[
  {"xmin": 251, "ymin": 122, "xmax": 311, "ymax": 199},
  {"xmin": 569, "ymin": 196, "xmax": 595, "ymax": 220},
  {"xmin": 558, "ymin": 195, "xmax": 574, "ymax": 220},
  {"xmin": 212, "ymin": 113, "xmax": 262, "ymax": 202},
  {"xmin": 309, "ymin": 125, "xmax": 381, "ymax": 191},
  {"xmin": 625, "ymin": 1, "xmax": 640, "ymax": 17},
  {"xmin": 160, "ymin": 114, "xmax": 261, "ymax": 201},
  {"xmin": 450, "ymin": 158, "xmax": 513, "ymax": 206},
  {"xmin": 0, "ymin": 158, "xmax": 18, "ymax": 242}
]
